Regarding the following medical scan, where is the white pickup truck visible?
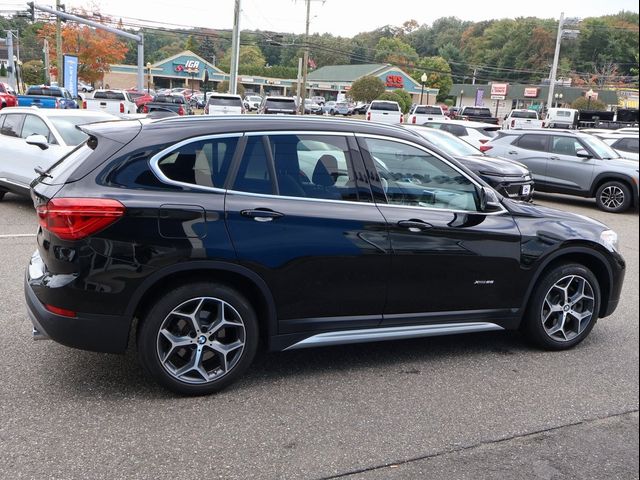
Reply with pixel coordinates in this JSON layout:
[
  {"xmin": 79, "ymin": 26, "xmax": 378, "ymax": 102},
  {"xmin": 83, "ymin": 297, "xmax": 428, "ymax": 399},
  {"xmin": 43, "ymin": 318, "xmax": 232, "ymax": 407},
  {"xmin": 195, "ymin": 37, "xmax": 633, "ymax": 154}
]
[
  {"xmin": 407, "ymin": 104, "xmax": 447, "ymax": 124},
  {"xmin": 502, "ymin": 109, "xmax": 543, "ymax": 130},
  {"xmin": 84, "ymin": 89, "xmax": 137, "ymax": 115},
  {"xmin": 366, "ymin": 100, "xmax": 403, "ymax": 124}
]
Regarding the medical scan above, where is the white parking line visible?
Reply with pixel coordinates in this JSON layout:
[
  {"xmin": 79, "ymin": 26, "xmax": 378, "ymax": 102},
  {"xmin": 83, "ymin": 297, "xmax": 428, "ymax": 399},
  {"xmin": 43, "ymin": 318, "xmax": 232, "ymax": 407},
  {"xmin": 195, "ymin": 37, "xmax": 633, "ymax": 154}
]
[{"xmin": 0, "ymin": 233, "xmax": 36, "ymax": 238}]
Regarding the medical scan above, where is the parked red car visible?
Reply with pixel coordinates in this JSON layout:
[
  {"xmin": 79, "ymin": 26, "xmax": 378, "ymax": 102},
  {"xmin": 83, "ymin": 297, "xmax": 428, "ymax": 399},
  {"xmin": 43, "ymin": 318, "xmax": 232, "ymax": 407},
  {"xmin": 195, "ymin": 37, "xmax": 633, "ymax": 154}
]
[
  {"xmin": 127, "ymin": 90, "xmax": 154, "ymax": 112},
  {"xmin": 0, "ymin": 82, "xmax": 18, "ymax": 109}
]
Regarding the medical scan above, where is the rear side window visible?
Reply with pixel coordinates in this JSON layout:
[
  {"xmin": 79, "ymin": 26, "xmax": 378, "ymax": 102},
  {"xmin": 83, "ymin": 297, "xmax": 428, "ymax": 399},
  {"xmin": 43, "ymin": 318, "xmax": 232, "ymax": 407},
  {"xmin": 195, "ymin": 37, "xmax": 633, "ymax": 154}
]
[
  {"xmin": 516, "ymin": 134, "xmax": 549, "ymax": 152},
  {"xmin": 0, "ymin": 113, "xmax": 24, "ymax": 137},
  {"xmin": 156, "ymin": 136, "xmax": 239, "ymax": 188}
]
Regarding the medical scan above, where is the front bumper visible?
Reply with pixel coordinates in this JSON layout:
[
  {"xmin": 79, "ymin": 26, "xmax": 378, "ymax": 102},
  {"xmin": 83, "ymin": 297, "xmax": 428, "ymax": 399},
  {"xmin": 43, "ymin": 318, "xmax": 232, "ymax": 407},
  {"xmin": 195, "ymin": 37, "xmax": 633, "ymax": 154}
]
[{"xmin": 25, "ymin": 251, "xmax": 131, "ymax": 354}]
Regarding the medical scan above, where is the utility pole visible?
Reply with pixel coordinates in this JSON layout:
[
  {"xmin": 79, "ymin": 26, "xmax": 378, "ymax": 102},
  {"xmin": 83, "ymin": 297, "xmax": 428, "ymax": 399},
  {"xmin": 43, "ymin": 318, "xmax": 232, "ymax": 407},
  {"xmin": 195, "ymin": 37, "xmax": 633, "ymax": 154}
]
[
  {"xmin": 229, "ymin": 0, "xmax": 241, "ymax": 95},
  {"xmin": 5, "ymin": 31, "xmax": 15, "ymax": 90},
  {"xmin": 472, "ymin": 67, "xmax": 477, "ymax": 85},
  {"xmin": 296, "ymin": 57, "xmax": 303, "ymax": 108},
  {"xmin": 43, "ymin": 39, "xmax": 50, "ymax": 85},
  {"xmin": 546, "ymin": 12, "xmax": 565, "ymax": 113},
  {"xmin": 56, "ymin": 0, "xmax": 63, "ymax": 86},
  {"xmin": 300, "ymin": 0, "xmax": 311, "ymax": 114}
]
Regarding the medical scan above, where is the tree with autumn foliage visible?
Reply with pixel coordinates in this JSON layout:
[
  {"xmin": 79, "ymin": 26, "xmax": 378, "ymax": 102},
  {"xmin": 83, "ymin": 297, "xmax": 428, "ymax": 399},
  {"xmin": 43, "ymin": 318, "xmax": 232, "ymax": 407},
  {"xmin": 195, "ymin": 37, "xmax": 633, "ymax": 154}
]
[{"xmin": 38, "ymin": 21, "xmax": 128, "ymax": 84}]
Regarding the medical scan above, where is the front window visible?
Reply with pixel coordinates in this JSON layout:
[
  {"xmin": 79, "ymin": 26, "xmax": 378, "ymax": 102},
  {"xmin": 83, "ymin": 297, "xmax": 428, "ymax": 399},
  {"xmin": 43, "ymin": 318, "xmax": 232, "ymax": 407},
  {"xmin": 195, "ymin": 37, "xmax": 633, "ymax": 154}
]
[
  {"xmin": 364, "ymin": 138, "xmax": 479, "ymax": 212},
  {"xmin": 550, "ymin": 136, "xmax": 583, "ymax": 157},
  {"xmin": 21, "ymin": 115, "xmax": 54, "ymax": 144}
]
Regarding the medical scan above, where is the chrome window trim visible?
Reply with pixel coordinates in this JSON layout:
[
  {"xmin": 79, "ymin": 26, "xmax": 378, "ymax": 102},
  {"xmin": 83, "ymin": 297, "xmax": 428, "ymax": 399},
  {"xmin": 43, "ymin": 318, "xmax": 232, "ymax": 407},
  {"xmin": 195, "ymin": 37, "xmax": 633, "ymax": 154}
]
[
  {"xmin": 225, "ymin": 188, "xmax": 378, "ymax": 207},
  {"xmin": 355, "ymin": 133, "xmax": 509, "ymax": 215},
  {"xmin": 148, "ymin": 133, "xmax": 243, "ymax": 193}
]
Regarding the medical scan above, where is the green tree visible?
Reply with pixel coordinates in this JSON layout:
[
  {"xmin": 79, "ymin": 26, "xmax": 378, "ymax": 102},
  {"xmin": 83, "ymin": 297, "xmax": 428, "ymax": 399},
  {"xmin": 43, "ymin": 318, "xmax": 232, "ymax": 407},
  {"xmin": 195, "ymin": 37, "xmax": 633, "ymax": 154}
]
[
  {"xmin": 571, "ymin": 96, "xmax": 607, "ymax": 111},
  {"xmin": 412, "ymin": 56, "xmax": 452, "ymax": 102},
  {"xmin": 21, "ymin": 60, "xmax": 45, "ymax": 85},
  {"xmin": 0, "ymin": 63, "xmax": 6, "ymax": 78},
  {"xmin": 219, "ymin": 45, "xmax": 266, "ymax": 72},
  {"xmin": 377, "ymin": 91, "xmax": 406, "ymax": 111},
  {"xmin": 185, "ymin": 35, "xmax": 198, "ymax": 53},
  {"xmin": 350, "ymin": 75, "xmax": 385, "ymax": 103},
  {"xmin": 374, "ymin": 37, "xmax": 418, "ymax": 69},
  {"xmin": 216, "ymin": 80, "xmax": 245, "ymax": 97},
  {"xmin": 391, "ymin": 89, "xmax": 412, "ymax": 113}
]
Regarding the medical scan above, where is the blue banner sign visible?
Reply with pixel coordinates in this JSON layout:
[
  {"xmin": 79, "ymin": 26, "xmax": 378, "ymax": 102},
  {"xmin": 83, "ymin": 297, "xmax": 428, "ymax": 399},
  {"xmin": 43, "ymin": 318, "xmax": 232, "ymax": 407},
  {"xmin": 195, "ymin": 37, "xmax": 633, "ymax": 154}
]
[{"xmin": 63, "ymin": 55, "xmax": 79, "ymax": 97}]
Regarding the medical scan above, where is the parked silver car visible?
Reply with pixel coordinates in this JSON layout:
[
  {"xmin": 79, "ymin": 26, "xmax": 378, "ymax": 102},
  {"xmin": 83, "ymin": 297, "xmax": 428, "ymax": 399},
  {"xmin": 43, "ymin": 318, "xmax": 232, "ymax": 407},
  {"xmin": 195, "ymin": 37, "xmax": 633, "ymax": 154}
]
[{"xmin": 486, "ymin": 129, "xmax": 639, "ymax": 212}]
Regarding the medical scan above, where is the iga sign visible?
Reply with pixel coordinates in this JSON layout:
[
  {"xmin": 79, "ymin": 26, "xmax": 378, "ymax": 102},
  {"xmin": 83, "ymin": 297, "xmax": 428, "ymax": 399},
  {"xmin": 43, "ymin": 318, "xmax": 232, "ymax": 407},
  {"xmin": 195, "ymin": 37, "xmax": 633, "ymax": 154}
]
[
  {"xmin": 490, "ymin": 83, "xmax": 509, "ymax": 96},
  {"xmin": 175, "ymin": 60, "xmax": 200, "ymax": 73},
  {"xmin": 385, "ymin": 74, "xmax": 404, "ymax": 88},
  {"xmin": 524, "ymin": 87, "xmax": 539, "ymax": 98}
]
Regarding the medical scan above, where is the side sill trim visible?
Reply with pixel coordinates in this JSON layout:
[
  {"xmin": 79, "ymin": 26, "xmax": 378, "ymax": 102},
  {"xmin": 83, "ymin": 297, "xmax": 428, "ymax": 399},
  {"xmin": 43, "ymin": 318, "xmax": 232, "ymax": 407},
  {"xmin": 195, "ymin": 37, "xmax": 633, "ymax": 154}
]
[{"xmin": 284, "ymin": 322, "xmax": 504, "ymax": 351}]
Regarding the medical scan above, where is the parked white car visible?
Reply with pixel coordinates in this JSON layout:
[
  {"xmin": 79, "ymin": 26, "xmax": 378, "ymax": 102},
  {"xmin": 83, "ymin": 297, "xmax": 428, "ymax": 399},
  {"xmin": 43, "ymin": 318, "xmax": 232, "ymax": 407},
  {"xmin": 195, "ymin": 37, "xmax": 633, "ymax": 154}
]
[
  {"xmin": 205, "ymin": 93, "xmax": 245, "ymax": 115},
  {"xmin": 543, "ymin": 108, "xmax": 579, "ymax": 129},
  {"xmin": 407, "ymin": 104, "xmax": 447, "ymax": 124},
  {"xmin": 420, "ymin": 119, "xmax": 501, "ymax": 149},
  {"xmin": 243, "ymin": 95, "xmax": 263, "ymax": 111},
  {"xmin": 84, "ymin": 89, "xmax": 137, "ymax": 115},
  {"xmin": 592, "ymin": 133, "xmax": 639, "ymax": 161},
  {"xmin": 0, "ymin": 108, "xmax": 117, "ymax": 199},
  {"xmin": 366, "ymin": 100, "xmax": 403, "ymax": 124},
  {"xmin": 502, "ymin": 109, "xmax": 544, "ymax": 130}
]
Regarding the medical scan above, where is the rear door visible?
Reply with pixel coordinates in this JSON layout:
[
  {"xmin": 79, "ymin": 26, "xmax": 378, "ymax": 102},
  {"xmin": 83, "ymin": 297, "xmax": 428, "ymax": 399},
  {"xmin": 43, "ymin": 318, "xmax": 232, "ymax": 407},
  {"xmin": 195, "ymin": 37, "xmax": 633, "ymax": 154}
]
[
  {"xmin": 225, "ymin": 132, "xmax": 390, "ymax": 334},
  {"xmin": 503, "ymin": 134, "xmax": 551, "ymax": 185}
]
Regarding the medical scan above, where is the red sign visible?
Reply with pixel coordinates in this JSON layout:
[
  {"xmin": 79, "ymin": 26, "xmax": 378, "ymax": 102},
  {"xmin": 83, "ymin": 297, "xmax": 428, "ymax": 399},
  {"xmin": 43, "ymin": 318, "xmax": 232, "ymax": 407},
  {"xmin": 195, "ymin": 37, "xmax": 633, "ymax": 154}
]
[
  {"xmin": 386, "ymin": 75, "xmax": 404, "ymax": 88},
  {"xmin": 524, "ymin": 87, "xmax": 539, "ymax": 98},
  {"xmin": 490, "ymin": 83, "xmax": 509, "ymax": 96}
]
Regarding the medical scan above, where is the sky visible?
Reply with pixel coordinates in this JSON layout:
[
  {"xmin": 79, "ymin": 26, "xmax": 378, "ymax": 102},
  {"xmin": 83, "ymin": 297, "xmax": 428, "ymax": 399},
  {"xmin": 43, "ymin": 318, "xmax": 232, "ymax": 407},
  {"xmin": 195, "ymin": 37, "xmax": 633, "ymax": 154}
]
[{"xmin": 54, "ymin": 0, "xmax": 639, "ymax": 37}]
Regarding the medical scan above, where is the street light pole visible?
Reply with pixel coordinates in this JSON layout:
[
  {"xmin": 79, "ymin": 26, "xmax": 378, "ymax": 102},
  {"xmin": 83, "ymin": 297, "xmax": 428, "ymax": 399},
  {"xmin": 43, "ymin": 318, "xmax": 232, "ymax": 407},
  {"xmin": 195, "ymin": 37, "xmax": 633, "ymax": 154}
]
[
  {"xmin": 146, "ymin": 62, "xmax": 151, "ymax": 93},
  {"xmin": 546, "ymin": 12, "xmax": 565, "ymax": 112},
  {"xmin": 459, "ymin": 89, "xmax": 464, "ymax": 107},
  {"xmin": 420, "ymin": 72, "xmax": 427, "ymax": 105}
]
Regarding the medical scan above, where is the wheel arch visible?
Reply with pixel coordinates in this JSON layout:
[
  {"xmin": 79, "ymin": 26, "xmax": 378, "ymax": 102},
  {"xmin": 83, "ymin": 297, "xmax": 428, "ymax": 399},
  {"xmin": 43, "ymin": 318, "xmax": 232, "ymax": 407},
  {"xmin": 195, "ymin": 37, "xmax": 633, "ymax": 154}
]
[
  {"xmin": 520, "ymin": 246, "xmax": 614, "ymax": 320},
  {"xmin": 126, "ymin": 261, "xmax": 277, "ymax": 347},
  {"xmin": 590, "ymin": 173, "xmax": 635, "ymax": 198}
]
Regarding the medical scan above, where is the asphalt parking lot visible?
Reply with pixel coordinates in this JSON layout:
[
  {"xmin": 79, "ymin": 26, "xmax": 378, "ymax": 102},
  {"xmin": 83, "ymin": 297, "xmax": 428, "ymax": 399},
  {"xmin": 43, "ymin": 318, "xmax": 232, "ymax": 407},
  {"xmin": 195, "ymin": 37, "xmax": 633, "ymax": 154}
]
[{"xmin": 0, "ymin": 191, "xmax": 637, "ymax": 480}]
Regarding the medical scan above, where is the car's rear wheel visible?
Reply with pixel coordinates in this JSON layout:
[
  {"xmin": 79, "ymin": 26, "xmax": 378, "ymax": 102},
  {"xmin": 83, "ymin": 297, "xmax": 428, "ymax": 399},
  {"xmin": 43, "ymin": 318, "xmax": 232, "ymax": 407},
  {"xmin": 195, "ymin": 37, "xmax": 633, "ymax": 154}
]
[
  {"xmin": 138, "ymin": 282, "xmax": 258, "ymax": 395},
  {"xmin": 595, "ymin": 181, "xmax": 632, "ymax": 213},
  {"xmin": 522, "ymin": 263, "xmax": 600, "ymax": 350}
]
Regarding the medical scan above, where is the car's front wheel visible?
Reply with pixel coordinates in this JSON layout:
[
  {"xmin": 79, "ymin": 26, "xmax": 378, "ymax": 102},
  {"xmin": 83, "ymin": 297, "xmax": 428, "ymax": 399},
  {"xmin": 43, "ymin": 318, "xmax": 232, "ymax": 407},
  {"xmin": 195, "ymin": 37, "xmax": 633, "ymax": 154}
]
[
  {"xmin": 138, "ymin": 282, "xmax": 258, "ymax": 395},
  {"xmin": 522, "ymin": 263, "xmax": 600, "ymax": 350},
  {"xmin": 595, "ymin": 181, "xmax": 632, "ymax": 213}
]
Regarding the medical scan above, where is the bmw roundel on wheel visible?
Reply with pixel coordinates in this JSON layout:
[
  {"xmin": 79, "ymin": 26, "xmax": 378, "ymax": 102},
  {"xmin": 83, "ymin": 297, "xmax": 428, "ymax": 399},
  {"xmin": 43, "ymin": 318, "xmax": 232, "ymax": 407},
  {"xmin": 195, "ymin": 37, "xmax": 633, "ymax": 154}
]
[{"xmin": 25, "ymin": 115, "xmax": 626, "ymax": 395}]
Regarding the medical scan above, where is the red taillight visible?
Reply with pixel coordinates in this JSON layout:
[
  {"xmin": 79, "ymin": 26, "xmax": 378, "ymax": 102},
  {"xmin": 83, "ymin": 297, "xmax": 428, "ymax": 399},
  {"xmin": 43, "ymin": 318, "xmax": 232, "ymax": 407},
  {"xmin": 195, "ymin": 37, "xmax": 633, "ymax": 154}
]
[
  {"xmin": 119, "ymin": 102, "xmax": 125, "ymax": 113},
  {"xmin": 82, "ymin": 100, "xmax": 87, "ymax": 109},
  {"xmin": 479, "ymin": 145, "xmax": 493, "ymax": 153},
  {"xmin": 178, "ymin": 106, "xmax": 185, "ymax": 115},
  {"xmin": 55, "ymin": 99, "xmax": 61, "ymax": 109},
  {"xmin": 511, "ymin": 119, "xmax": 515, "ymax": 128},
  {"xmin": 143, "ymin": 105, "xmax": 149, "ymax": 113},
  {"xmin": 411, "ymin": 116, "xmax": 416, "ymax": 124},
  {"xmin": 367, "ymin": 112, "xmax": 371, "ymax": 121},
  {"xmin": 45, "ymin": 304, "xmax": 77, "ymax": 318},
  {"xmin": 400, "ymin": 115, "xmax": 404, "ymax": 123},
  {"xmin": 36, "ymin": 198, "xmax": 125, "ymax": 240}
]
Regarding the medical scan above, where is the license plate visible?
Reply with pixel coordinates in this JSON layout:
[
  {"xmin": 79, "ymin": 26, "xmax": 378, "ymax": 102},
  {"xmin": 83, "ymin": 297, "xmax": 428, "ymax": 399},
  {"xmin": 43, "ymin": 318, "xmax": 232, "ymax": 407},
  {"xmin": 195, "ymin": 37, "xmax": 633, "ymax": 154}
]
[{"xmin": 522, "ymin": 185, "xmax": 531, "ymax": 196}]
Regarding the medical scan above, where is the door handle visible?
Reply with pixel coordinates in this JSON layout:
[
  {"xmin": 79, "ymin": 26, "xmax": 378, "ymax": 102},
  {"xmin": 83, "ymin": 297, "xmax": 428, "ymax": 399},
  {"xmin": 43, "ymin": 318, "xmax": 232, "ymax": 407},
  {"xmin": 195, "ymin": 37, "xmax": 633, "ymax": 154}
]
[
  {"xmin": 508, "ymin": 151, "xmax": 518, "ymax": 155},
  {"xmin": 240, "ymin": 208, "xmax": 284, "ymax": 222},
  {"xmin": 398, "ymin": 219, "xmax": 433, "ymax": 232},
  {"xmin": 549, "ymin": 156, "xmax": 560, "ymax": 160}
]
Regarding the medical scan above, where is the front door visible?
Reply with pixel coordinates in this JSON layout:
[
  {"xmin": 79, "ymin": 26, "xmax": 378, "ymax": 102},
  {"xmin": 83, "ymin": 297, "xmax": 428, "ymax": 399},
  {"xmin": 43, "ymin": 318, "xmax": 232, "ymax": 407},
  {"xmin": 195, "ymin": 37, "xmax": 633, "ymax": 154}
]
[
  {"xmin": 357, "ymin": 135, "xmax": 524, "ymax": 326},
  {"xmin": 545, "ymin": 135, "xmax": 596, "ymax": 192},
  {"xmin": 225, "ymin": 133, "xmax": 390, "ymax": 334}
]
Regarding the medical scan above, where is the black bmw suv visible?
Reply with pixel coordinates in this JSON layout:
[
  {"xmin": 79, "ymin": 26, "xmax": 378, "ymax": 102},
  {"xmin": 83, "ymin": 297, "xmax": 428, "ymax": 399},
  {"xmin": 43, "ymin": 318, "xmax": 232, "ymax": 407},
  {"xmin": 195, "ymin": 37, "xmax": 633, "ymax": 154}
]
[{"xmin": 26, "ymin": 116, "xmax": 626, "ymax": 395}]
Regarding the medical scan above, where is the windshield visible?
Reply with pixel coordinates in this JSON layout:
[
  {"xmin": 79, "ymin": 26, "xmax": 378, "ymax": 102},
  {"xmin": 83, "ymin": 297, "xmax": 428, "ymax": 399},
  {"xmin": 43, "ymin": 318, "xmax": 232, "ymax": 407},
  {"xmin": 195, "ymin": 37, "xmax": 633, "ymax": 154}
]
[
  {"xmin": 581, "ymin": 135, "xmax": 621, "ymax": 159},
  {"xmin": 49, "ymin": 114, "xmax": 116, "ymax": 145},
  {"xmin": 410, "ymin": 128, "xmax": 480, "ymax": 156}
]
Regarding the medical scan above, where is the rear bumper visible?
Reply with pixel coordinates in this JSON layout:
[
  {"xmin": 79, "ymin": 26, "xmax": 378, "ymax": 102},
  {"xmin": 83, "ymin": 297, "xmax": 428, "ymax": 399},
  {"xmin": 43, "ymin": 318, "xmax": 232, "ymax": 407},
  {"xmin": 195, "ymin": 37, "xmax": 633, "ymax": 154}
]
[{"xmin": 25, "ymin": 252, "xmax": 131, "ymax": 354}]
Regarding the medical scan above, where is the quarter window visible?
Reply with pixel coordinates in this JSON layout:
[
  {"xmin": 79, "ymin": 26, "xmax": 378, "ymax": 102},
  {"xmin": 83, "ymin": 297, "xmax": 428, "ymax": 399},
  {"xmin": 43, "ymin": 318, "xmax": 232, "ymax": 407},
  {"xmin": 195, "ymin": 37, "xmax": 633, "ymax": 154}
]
[
  {"xmin": 0, "ymin": 114, "xmax": 24, "ymax": 137},
  {"xmin": 156, "ymin": 136, "xmax": 238, "ymax": 188},
  {"xmin": 550, "ymin": 136, "xmax": 583, "ymax": 157},
  {"xmin": 364, "ymin": 138, "xmax": 479, "ymax": 212},
  {"xmin": 516, "ymin": 134, "xmax": 548, "ymax": 152}
]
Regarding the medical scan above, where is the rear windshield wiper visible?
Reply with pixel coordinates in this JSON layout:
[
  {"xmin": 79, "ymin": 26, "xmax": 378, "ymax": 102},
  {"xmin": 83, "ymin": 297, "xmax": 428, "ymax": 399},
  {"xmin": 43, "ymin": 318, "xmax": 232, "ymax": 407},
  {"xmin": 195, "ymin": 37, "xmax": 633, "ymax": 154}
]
[{"xmin": 34, "ymin": 166, "xmax": 53, "ymax": 178}]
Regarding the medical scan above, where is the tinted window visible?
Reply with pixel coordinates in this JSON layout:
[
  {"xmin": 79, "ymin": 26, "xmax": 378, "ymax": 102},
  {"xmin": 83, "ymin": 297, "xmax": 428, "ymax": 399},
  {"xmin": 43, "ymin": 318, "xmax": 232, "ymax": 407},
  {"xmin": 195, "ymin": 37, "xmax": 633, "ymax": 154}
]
[
  {"xmin": 614, "ymin": 137, "xmax": 639, "ymax": 153},
  {"xmin": 233, "ymin": 136, "xmax": 273, "ymax": 195},
  {"xmin": 510, "ymin": 111, "xmax": 538, "ymax": 119},
  {"xmin": 0, "ymin": 114, "xmax": 24, "ymax": 137},
  {"xmin": 365, "ymin": 138, "xmax": 479, "ymax": 211},
  {"xmin": 463, "ymin": 108, "xmax": 491, "ymax": 116},
  {"xmin": 208, "ymin": 96, "xmax": 243, "ymax": 107},
  {"xmin": 154, "ymin": 95, "xmax": 186, "ymax": 104},
  {"xmin": 550, "ymin": 136, "xmax": 583, "ymax": 156},
  {"xmin": 21, "ymin": 115, "xmax": 53, "ymax": 143},
  {"xmin": 264, "ymin": 99, "xmax": 296, "ymax": 110},
  {"xmin": 270, "ymin": 135, "xmax": 360, "ymax": 201},
  {"xmin": 94, "ymin": 91, "xmax": 126, "ymax": 100},
  {"xmin": 370, "ymin": 102, "xmax": 400, "ymax": 112},
  {"xmin": 516, "ymin": 134, "xmax": 548, "ymax": 152},
  {"xmin": 478, "ymin": 127, "xmax": 500, "ymax": 138},
  {"xmin": 157, "ymin": 137, "xmax": 238, "ymax": 188},
  {"xmin": 441, "ymin": 124, "xmax": 468, "ymax": 137},
  {"xmin": 415, "ymin": 106, "xmax": 443, "ymax": 115}
]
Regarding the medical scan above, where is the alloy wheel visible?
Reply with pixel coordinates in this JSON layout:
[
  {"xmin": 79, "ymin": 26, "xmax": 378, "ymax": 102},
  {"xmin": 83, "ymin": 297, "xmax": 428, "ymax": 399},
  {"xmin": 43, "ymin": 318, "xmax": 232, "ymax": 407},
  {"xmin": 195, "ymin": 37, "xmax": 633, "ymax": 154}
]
[
  {"xmin": 156, "ymin": 297, "xmax": 246, "ymax": 384},
  {"xmin": 540, "ymin": 275, "xmax": 595, "ymax": 342},
  {"xmin": 599, "ymin": 185, "xmax": 625, "ymax": 210}
]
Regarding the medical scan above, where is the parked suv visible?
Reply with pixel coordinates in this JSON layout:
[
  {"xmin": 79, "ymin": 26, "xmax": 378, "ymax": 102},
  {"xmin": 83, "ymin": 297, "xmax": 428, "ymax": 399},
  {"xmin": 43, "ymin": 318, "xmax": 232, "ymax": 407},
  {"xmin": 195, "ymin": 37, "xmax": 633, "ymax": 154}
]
[
  {"xmin": 26, "ymin": 116, "xmax": 625, "ymax": 395},
  {"xmin": 259, "ymin": 96, "xmax": 297, "ymax": 114},
  {"xmin": 487, "ymin": 130, "xmax": 639, "ymax": 212}
]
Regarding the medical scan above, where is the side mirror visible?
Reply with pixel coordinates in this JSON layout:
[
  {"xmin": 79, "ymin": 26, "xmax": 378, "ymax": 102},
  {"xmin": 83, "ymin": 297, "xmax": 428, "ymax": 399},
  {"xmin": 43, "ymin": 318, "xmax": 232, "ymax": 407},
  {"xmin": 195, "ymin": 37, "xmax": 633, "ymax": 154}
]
[
  {"xmin": 503, "ymin": 114, "xmax": 508, "ymax": 120},
  {"xmin": 576, "ymin": 149, "xmax": 593, "ymax": 159},
  {"xmin": 26, "ymin": 134, "xmax": 49, "ymax": 150},
  {"xmin": 478, "ymin": 186, "xmax": 503, "ymax": 213}
]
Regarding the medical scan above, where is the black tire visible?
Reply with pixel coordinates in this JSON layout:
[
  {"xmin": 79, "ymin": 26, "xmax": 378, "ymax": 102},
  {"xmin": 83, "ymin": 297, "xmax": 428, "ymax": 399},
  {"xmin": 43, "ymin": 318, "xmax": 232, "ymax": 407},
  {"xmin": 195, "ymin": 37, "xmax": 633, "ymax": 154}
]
[
  {"xmin": 0, "ymin": 189, "xmax": 6, "ymax": 201},
  {"xmin": 595, "ymin": 181, "xmax": 632, "ymax": 213},
  {"xmin": 521, "ymin": 263, "xmax": 600, "ymax": 350},
  {"xmin": 138, "ymin": 282, "xmax": 259, "ymax": 395}
]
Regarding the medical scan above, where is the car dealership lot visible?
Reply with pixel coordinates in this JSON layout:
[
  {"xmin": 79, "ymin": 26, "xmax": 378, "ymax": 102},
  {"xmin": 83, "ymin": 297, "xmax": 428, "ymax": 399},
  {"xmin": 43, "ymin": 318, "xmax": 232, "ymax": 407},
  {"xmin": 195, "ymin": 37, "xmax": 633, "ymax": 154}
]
[{"xmin": 0, "ymin": 192, "xmax": 637, "ymax": 479}]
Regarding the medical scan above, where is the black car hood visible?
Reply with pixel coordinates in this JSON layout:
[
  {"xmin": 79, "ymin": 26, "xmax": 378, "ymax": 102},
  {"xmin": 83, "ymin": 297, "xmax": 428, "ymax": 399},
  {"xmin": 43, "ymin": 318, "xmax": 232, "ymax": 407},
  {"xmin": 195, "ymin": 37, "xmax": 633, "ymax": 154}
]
[
  {"xmin": 456, "ymin": 154, "xmax": 530, "ymax": 176},
  {"xmin": 503, "ymin": 198, "xmax": 607, "ymax": 228}
]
